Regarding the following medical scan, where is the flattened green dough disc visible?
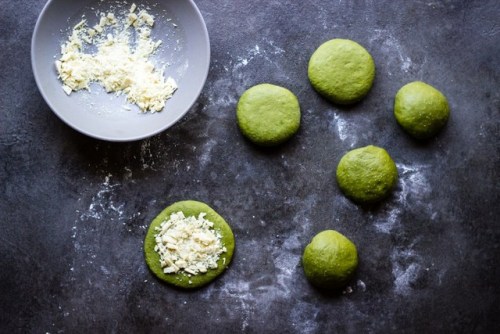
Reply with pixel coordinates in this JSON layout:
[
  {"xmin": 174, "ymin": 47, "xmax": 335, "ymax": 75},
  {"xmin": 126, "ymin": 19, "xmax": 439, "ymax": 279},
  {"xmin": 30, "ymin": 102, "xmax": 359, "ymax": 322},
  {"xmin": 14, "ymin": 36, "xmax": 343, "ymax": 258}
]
[
  {"xmin": 394, "ymin": 81, "xmax": 450, "ymax": 139},
  {"xmin": 336, "ymin": 145, "xmax": 398, "ymax": 204},
  {"xmin": 302, "ymin": 230, "xmax": 358, "ymax": 289},
  {"xmin": 144, "ymin": 200, "xmax": 235, "ymax": 289},
  {"xmin": 236, "ymin": 83, "xmax": 301, "ymax": 146},
  {"xmin": 308, "ymin": 39, "xmax": 375, "ymax": 104}
]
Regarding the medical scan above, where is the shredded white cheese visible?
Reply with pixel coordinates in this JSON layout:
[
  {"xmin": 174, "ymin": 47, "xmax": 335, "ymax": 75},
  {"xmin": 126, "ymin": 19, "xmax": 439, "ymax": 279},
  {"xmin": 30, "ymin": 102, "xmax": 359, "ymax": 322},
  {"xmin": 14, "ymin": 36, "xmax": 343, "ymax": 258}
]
[
  {"xmin": 154, "ymin": 211, "xmax": 227, "ymax": 276},
  {"xmin": 55, "ymin": 4, "xmax": 177, "ymax": 113}
]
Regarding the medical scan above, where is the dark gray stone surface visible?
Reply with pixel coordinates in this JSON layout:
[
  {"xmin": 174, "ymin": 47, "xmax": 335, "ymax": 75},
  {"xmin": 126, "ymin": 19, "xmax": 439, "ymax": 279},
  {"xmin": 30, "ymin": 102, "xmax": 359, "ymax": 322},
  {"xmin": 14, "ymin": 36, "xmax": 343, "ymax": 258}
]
[{"xmin": 1, "ymin": 0, "xmax": 499, "ymax": 333}]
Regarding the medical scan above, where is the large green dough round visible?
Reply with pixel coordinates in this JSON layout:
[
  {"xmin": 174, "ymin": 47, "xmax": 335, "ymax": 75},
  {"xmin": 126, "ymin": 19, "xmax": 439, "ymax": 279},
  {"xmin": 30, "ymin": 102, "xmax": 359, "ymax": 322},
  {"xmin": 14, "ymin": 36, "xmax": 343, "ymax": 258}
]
[
  {"xmin": 144, "ymin": 200, "xmax": 235, "ymax": 289},
  {"xmin": 236, "ymin": 83, "xmax": 301, "ymax": 146},
  {"xmin": 302, "ymin": 230, "xmax": 358, "ymax": 289},
  {"xmin": 394, "ymin": 81, "xmax": 450, "ymax": 139},
  {"xmin": 336, "ymin": 145, "xmax": 398, "ymax": 204},
  {"xmin": 308, "ymin": 39, "xmax": 375, "ymax": 104}
]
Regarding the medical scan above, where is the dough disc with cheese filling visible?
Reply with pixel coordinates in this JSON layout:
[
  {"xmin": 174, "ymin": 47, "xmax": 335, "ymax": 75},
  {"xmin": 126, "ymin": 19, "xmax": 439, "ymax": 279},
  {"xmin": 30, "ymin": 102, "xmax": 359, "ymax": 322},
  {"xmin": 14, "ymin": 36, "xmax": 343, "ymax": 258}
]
[{"xmin": 144, "ymin": 200, "xmax": 235, "ymax": 288}]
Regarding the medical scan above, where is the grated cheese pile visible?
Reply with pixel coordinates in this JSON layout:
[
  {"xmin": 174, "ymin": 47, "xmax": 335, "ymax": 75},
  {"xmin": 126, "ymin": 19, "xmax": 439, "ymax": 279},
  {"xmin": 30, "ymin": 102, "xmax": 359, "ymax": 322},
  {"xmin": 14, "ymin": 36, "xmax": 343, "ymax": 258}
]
[
  {"xmin": 55, "ymin": 3, "xmax": 177, "ymax": 113},
  {"xmin": 154, "ymin": 211, "xmax": 227, "ymax": 276}
]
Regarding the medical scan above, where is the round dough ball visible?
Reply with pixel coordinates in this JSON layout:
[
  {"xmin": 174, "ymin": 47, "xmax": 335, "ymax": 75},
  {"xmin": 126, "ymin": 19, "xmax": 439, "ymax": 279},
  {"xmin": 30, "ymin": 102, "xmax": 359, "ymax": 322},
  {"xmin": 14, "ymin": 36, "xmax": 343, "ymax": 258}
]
[
  {"xmin": 308, "ymin": 39, "xmax": 375, "ymax": 104},
  {"xmin": 336, "ymin": 145, "xmax": 398, "ymax": 204},
  {"xmin": 394, "ymin": 81, "xmax": 450, "ymax": 139},
  {"xmin": 144, "ymin": 200, "xmax": 235, "ymax": 289},
  {"xmin": 236, "ymin": 83, "xmax": 301, "ymax": 146},
  {"xmin": 302, "ymin": 230, "xmax": 358, "ymax": 289}
]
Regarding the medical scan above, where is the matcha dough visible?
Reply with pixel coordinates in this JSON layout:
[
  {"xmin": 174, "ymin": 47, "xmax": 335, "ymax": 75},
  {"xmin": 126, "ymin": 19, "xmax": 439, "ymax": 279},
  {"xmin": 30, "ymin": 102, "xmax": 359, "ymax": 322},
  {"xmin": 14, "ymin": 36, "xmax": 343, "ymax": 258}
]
[
  {"xmin": 308, "ymin": 39, "xmax": 375, "ymax": 104},
  {"xmin": 336, "ymin": 145, "xmax": 398, "ymax": 204},
  {"xmin": 394, "ymin": 81, "xmax": 450, "ymax": 139},
  {"xmin": 302, "ymin": 230, "xmax": 358, "ymax": 289},
  {"xmin": 144, "ymin": 200, "xmax": 235, "ymax": 289},
  {"xmin": 236, "ymin": 83, "xmax": 301, "ymax": 146}
]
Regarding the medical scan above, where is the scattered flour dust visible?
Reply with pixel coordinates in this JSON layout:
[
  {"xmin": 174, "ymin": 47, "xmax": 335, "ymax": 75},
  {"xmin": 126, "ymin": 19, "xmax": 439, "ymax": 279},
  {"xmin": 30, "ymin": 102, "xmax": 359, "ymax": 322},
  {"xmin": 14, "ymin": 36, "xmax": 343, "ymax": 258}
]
[
  {"xmin": 70, "ymin": 174, "xmax": 125, "ymax": 274},
  {"xmin": 391, "ymin": 243, "xmax": 426, "ymax": 295},
  {"xmin": 208, "ymin": 39, "xmax": 285, "ymax": 111},
  {"xmin": 56, "ymin": 3, "xmax": 177, "ymax": 112},
  {"xmin": 369, "ymin": 29, "xmax": 414, "ymax": 75},
  {"xmin": 78, "ymin": 174, "xmax": 126, "ymax": 221},
  {"xmin": 199, "ymin": 139, "xmax": 217, "ymax": 168},
  {"xmin": 333, "ymin": 113, "xmax": 349, "ymax": 141},
  {"xmin": 196, "ymin": 194, "xmax": 366, "ymax": 330},
  {"xmin": 231, "ymin": 39, "xmax": 286, "ymax": 71},
  {"xmin": 330, "ymin": 112, "xmax": 356, "ymax": 145},
  {"xmin": 200, "ymin": 234, "xmax": 304, "ymax": 332},
  {"xmin": 374, "ymin": 163, "xmax": 432, "ymax": 234},
  {"xmin": 140, "ymin": 139, "xmax": 157, "ymax": 170},
  {"xmin": 71, "ymin": 173, "xmax": 147, "ymax": 267},
  {"xmin": 371, "ymin": 163, "xmax": 440, "ymax": 295}
]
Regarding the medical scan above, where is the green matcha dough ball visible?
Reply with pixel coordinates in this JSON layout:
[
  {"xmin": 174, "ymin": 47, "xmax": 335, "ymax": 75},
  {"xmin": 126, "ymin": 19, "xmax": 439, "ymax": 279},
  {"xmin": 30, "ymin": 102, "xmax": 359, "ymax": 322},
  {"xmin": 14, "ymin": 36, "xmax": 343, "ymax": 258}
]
[
  {"xmin": 308, "ymin": 39, "xmax": 375, "ymax": 104},
  {"xmin": 144, "ymin": 200, "xmax": 235, "ymax": 289},
  {"xmin": 236, "ymin": 83, "xmax": 301, "ymax": 146},
  {"xmin": 336, "ymin": 145, "xmax": 398, "ymax": 204},
  {"xmin": 394, "ymin": 81, "xmax": 450, "ymax": 139},
  {"xmin": 302, "ymin": 230, "xmax": 358, "ymax": 289}
]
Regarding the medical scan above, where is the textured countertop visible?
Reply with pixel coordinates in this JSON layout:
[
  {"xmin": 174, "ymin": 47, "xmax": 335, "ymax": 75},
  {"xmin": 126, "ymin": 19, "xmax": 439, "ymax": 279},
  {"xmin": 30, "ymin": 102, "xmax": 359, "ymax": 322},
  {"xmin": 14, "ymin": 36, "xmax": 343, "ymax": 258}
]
[{"xmin": 1, "ymin": 0, "xmax": 499, "ymax": 333}]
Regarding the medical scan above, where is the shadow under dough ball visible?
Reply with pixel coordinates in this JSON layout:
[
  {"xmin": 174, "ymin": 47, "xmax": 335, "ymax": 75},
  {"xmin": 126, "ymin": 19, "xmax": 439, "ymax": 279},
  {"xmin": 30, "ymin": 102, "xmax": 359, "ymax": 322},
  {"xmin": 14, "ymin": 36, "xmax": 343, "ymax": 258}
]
[
  {"xmin": 308, "ymin": 38, "xmax": 375, "ymax": 104},
  {"xmin": 236, "ymin": 83, "xmax": 301, "ymax": 146},
  {"xmin": 336, "ymin": 145, "xmax": 398, "ymax": 204},
  {"xmin": 394, "ymin": 81, "xmax": 450, "ymax": 139},
  {"xmin": 144, "ymin": 200, "xmax": 235, "ymax": 289}
]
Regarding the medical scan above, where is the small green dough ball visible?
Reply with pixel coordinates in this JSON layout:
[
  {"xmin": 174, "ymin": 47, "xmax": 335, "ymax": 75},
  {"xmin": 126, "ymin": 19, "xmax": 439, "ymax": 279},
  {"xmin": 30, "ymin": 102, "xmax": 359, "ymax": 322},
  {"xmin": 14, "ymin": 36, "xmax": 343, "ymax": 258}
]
[
  {"xmin": 336, "ymin": 145, "xmax": 398, "ymax": 204},
  {"xmin": 144, "ymin": 200, "xmax": 235, "ymax": 289},
  {"xmin": 394, "ymin": 81, "xmax": 450, "ymax": 139},
  {"xmin": 302, "ymin": 230, "xmax": 358, "ymax": 289},
  {"xmin": 308, "ymin": 39, "xmax": 375, "ymax": 104},
  {"xmin": 236, "ymin": 83, "xmax": 301, "ymax": 146}
]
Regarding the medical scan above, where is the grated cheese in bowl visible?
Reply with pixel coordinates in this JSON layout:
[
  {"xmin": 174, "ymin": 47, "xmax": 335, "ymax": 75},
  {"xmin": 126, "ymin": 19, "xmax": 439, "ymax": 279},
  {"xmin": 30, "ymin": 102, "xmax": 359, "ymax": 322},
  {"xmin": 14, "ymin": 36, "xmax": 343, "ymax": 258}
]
[
  {"xmin": 55, "ymin": 3, "xmax": 177, "ymax": 113},
  {"xmin": 153, "ymin": 211, "xmax": 227, "ymax": 276}
]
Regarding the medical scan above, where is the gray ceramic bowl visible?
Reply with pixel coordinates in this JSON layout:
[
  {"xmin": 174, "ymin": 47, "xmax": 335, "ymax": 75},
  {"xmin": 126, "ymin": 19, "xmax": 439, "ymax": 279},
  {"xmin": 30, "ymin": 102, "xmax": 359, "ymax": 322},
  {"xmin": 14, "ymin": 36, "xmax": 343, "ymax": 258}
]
[{"xmin": 32, "ymin": 0, "xmax": 210, "ymax": 141}]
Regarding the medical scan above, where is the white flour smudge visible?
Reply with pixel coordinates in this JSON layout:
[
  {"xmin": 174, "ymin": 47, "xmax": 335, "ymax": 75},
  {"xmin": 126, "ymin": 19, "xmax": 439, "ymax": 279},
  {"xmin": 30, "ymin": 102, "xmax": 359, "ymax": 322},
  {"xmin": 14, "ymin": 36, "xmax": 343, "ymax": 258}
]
[
  {"xmin": 272, "ymin": 234, "xmax": 302, "ymax": 298},
  {"xmin": 68, "ymin": 174, "xmax": 129, "ymax": 283},
  {"xmin": 335, "ymin": 115, "xmax": 349, "ymax": 141},
  {"xmin": 290, "ymin": 303, "xmax": 321, "ymax": 334},
  {"xmin": 374, "ymin": 207, "xmax": 402, "ymax": 234},
  {"xmin": 79, "ymin": 174, "xmax": 125, "ymax": 221},
  {"xmin": 232, "ymin": 39, "xmax": 286, "ymax": 71},
  {"xmin": 209, "ymin": 78, "xmax": 238, "ymax": 108},
  {"xmin": 397, "ymin": 163, "xmax": 431, "ymax": 202},
  {"xmin": 140, "ymin": 140, "xmax": 156, "ymax": 170},
  {"xmin": 329, "ymin": 112, "xmax": 357, "ymax": 147},
  {"xmin": 200, "ymin": 279, "xmax": 254, "ymax": 330},
  {"xmin": 71, "ymin": 175, "xmax": 126, "ymax": 263},
  {"xmin": 391, "ymin": 245, "xmax": 424, "ymax": 295},
  {"xmin": 211, "ymin": 39, "xmax": 288, "ymax": 111},
  {"xmin": 198, "ymin": 195, "xmax": 317, "ymax": 328},
  {"xmin": 423, "ymin": 1, "xmax": 447, "ymax": 8},
  {"xmin": 371, "ymin": 164, "xmax": 438, "ymax": 295},
  {"xmin": 233, "ymin": 44, "xmax": 261, "ymax": 70},
  {"xmin": 394, "ymin": 262, "xmax": 422, "ymax": 294},
  {"xmin": 370, "ymin": 29, "xmax": 414, "ymax": 74},
  {"xmin": 262, "ymin": 38, "xmax": 286, "ymax": 55},
  {"xmin": 199, "ymin": 138, "xmax": 217, "ymax": 168},
  {"xmin": 374, "ymin": 163, "xmax": 431, "ymax": 234}
]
